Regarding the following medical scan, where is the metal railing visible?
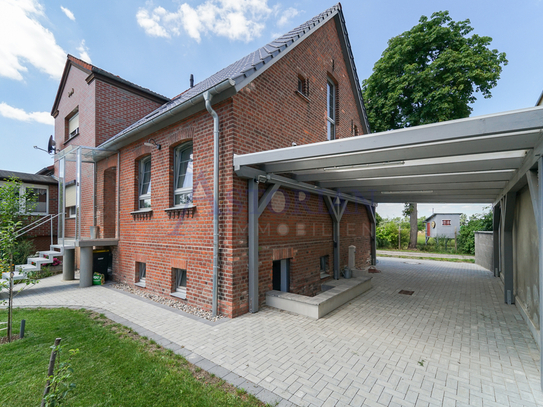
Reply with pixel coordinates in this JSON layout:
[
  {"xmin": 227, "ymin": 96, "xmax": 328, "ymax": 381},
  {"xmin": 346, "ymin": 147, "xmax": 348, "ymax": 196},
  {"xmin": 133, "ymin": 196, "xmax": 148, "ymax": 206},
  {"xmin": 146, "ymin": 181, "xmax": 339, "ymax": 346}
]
[{"xmin": 15, "ymin": 213, "xmax": 61, "ymax": 246}]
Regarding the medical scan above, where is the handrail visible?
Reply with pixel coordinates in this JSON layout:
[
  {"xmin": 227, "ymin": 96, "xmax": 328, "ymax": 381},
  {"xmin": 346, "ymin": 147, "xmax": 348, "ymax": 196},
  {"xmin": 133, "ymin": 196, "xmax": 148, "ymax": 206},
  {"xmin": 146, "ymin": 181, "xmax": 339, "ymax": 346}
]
[{"xmin": 15, "ymin": 213, "xmax": 61, "ymax": 239}]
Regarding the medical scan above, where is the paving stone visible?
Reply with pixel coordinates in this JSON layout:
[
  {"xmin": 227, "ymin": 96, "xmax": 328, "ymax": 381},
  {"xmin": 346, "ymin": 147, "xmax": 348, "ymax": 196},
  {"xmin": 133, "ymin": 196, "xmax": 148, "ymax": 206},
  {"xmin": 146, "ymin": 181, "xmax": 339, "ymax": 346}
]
[{"xmin": 10, "ymin": 258, "xmax": 543, "ymax": 407}]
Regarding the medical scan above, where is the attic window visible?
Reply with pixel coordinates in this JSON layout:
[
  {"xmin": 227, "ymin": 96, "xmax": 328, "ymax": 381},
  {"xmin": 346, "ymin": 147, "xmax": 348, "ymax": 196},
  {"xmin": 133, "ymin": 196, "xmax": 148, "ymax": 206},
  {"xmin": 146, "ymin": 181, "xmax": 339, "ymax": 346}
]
[{"xmin": 297, "ymin": 75, "xmax": 309, "ymax": 98}]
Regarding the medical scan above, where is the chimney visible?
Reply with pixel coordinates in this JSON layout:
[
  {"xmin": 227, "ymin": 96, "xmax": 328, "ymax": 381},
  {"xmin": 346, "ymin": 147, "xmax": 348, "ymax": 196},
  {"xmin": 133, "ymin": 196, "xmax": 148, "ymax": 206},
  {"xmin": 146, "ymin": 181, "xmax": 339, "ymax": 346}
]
[{"xmin": 190, "ymin": 74, "xmax": 194, "ymax": 88}]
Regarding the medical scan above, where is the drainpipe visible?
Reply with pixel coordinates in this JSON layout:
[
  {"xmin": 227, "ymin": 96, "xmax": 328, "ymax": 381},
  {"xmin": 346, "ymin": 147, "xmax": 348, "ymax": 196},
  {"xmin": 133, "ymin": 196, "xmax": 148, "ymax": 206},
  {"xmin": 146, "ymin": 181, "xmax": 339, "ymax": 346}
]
[{"xmin": 203, "ymin": 91, "xmax": 219, "ymax": 317}]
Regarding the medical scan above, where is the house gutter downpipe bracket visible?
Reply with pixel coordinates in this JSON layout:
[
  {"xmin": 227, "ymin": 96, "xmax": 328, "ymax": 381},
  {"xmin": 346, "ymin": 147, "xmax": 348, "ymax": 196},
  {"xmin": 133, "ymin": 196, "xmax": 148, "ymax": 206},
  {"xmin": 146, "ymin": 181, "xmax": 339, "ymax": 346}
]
[{"xmin": 203, "ymin": 91, "xmax": 219, "ymax": 317}]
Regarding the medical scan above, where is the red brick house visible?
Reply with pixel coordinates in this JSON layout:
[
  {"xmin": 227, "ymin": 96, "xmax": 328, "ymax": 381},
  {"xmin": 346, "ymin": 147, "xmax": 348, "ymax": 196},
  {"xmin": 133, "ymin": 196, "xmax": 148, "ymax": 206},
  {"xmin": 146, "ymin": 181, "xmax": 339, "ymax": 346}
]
[
  {"xmin": 51, "ymin": 4, "xmax": 375, "ymax": 317},
  {"xmin": 0, "ymin": 169, "xmax": 58, "ymax": 252}
]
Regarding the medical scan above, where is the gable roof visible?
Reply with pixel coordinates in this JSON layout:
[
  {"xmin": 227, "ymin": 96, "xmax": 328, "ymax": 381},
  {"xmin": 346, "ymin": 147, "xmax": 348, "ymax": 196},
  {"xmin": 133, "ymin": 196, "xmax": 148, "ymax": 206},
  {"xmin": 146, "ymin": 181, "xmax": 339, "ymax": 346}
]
[
  {"xmin": 99, "ymin": 3, "xmax": 370, "ymax": 150},
  {"xmin": 51, "ymin": 55, "xmax": 170, "ymax": 117}
]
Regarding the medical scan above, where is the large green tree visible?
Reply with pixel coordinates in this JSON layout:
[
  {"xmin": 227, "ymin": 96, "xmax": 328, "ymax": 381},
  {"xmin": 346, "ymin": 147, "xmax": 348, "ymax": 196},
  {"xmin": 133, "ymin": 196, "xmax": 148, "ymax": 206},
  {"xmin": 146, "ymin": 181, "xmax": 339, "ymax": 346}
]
[{"xmin": 362, "ymin": 11, "xmax": 507, "ymax": 248}]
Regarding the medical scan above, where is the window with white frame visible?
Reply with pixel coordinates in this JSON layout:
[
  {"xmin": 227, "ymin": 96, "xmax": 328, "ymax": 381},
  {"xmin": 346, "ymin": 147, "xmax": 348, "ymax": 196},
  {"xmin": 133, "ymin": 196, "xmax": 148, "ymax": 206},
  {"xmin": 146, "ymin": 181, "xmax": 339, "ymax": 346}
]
[
  {"xmin": 68, "ymin": 110, "xmax": 79, "ymax": 139},
  {"xmin": 327, "ymin": 79, "xmax": 336, "ymax": 140},
  {"xmin": 136, "ymin": 262, "xmax": 146, "ymax": 287},
  {"xmin": 138, "ymin": 156, "xmax": 151, "ymax": 209},
  {"xmin": 67, "ymin": 206, "xmax": 76, "ymax": 218},
  {"xmin": 173, "ymin": 143, "xmax": 193, "ymax": 206},
  {"xmin": 26, "ymin": 187, "xmax": 47, "ymax": 214},
  {"xmin": 442, "ymin": 219, "xmax": 451, "ymax": 226},
  {"xmin": 172, "ymin": 268, "xmax": 187, "ymax": 299}
]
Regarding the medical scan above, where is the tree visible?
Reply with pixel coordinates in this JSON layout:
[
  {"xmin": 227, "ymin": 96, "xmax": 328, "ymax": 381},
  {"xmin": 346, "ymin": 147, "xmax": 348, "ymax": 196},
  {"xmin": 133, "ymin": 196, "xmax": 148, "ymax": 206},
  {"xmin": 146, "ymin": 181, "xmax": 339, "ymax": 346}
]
[
  {"xmin": 0, "ymin": 177, "xmax": 38, "ymax": 342},
  {"xmin": 362, "ymin": 11, "xmax": 507, "ymax": 249},
  {"xmin": 403, "ymin": 203, "xmax": 418, "ymax": 249}
]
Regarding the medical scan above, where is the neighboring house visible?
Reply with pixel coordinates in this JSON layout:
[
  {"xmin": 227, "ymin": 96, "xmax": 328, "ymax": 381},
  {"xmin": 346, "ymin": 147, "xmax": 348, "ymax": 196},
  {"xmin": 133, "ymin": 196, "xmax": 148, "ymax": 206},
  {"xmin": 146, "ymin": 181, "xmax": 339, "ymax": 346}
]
[
  {"xmin": 0, "ymin": 169, "xmax": 58, "ymax": 251},
  {"xmin": 424, "ymin": 213, "xmax": 462, "ymax": 242},
  {"xmin": 51, "ymin": 4, "xmax": 374, "ymax": 317}
]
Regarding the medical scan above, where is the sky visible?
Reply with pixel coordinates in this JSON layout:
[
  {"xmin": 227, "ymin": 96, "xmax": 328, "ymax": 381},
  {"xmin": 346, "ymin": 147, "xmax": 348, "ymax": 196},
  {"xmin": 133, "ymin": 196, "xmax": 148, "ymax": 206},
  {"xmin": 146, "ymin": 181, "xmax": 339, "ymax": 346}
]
[{"xmin": 0, "ymin": 0, "xmax": 542, "ymax": 220}]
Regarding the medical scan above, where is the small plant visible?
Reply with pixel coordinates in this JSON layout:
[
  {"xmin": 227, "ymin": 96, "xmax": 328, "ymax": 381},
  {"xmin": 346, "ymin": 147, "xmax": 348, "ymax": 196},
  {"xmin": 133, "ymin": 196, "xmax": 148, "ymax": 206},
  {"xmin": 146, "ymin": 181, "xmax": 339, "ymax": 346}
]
[
  {"xmin": 418, "ymin": 359, "xmax": 425, "ymax": 367},
  {"xmin": 43, "ymin": 344, "xmax": 79, "ymax": 406}
]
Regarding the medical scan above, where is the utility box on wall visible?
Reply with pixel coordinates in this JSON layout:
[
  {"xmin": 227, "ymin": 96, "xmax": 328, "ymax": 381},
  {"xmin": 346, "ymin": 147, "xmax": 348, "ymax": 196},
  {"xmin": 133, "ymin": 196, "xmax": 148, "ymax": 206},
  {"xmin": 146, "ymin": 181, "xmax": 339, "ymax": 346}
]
[{"xmin": 424, "ymin": 213, "xmax": 462, "ymax": 242}]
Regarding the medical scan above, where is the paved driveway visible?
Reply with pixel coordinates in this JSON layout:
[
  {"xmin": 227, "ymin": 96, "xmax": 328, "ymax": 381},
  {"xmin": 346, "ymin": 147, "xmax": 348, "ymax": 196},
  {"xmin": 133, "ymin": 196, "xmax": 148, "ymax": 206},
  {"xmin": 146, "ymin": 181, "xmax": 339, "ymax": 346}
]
[{"xmin": 9, "ymin": 258, "xmax": 543, "ymax": 407}]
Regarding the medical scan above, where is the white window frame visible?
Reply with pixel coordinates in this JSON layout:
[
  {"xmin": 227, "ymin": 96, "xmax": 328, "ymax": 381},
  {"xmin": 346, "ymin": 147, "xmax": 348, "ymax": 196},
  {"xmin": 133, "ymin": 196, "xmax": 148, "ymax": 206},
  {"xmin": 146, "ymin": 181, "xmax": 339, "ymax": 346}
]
[
  {"xmin": 0, "ymin": 182, "xmax": 49, "ymax": 215},
  {"xmin": 67, "ymin": 206, "xmax": 76, "ymax": 218},
  {"xmin": 173, "ymin": 143, "xmax": 193, "ymax": 207},
  {"xmin": 138, "ymin": 156, "xmax": 151, "ymax": 209},
  {"xmin": 171, "ymin": 268, "xmax": 187, "ymax": 299},
  {"xmin": 327, "ymin": 79, "xmax": 336, "ymax": 141},
  {"xmin": 69, "ymin": 112, "xmax": 79, "ymax": 138},
  {"xmin": 135, "ymin": 262, "xmax": 146, "ymax": 287}
]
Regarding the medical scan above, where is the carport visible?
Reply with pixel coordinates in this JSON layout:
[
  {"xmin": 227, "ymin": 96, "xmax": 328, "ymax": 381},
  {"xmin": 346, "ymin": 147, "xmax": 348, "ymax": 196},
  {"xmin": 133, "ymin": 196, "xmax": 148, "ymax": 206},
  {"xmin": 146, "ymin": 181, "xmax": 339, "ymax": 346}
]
[{"xmin": 233, "ymin": 106, "xmax": 543, "ymax": 389}]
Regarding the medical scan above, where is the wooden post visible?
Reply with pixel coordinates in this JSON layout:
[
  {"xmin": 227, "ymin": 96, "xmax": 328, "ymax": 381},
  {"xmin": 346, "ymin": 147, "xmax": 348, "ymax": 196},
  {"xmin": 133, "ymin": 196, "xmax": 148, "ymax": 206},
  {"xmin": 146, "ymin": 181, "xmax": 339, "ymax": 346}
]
[
  {"xmin": 41, "ymin": 337, "xmax": 62, "ymax": 406},
  {"xmin": 7, "ymin": 253, "xmax": 13, "ymax": 342},
  {"xmin": 454, "ymin": 228, "xmax": 458, "ymax": 252}
]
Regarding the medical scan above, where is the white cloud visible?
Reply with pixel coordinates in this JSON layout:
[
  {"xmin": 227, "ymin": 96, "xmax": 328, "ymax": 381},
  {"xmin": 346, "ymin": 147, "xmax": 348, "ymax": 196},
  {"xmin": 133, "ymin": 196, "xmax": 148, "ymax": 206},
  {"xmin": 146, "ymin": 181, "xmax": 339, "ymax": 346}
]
[
  {"xmin": 277, "ymin": 7, "xmax": 300, "ymax": 27},
  {"xmin": 60, "ymin": 6, "xmax": 75, "ymax": 21},
  {"xmin": 136, "ymin": 0, "xmax": 272, "ymax": 42},
  {"xmin": 0, "ymin": 0, "xmax": 66, "ymax": 81},
  {"xmin": 77, "ymin": 40, "xmax": 92, "ymax": 63},
  {"xmin": 0, "ymin": 102, "xmax": 53, "ymax": 125}
]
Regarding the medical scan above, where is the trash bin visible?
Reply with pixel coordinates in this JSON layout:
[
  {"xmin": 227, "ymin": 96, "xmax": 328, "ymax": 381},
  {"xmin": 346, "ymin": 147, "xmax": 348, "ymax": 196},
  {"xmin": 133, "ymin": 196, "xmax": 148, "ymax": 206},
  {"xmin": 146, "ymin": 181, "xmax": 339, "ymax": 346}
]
[{"xmin": 93, "ymin": 249, "xmax": 112, "ymax": 280}]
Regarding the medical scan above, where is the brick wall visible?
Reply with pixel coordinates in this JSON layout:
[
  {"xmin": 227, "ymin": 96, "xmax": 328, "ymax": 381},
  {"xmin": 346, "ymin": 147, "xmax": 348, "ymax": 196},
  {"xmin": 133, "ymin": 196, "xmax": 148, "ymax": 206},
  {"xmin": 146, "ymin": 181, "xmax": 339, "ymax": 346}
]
[
  {"xmin": 100, "ymin": 17, "xmax": 371, "ymax": 318},
  {"xmin": 95, "ymin": 81, "xmax": 165, "ymax": 146}
]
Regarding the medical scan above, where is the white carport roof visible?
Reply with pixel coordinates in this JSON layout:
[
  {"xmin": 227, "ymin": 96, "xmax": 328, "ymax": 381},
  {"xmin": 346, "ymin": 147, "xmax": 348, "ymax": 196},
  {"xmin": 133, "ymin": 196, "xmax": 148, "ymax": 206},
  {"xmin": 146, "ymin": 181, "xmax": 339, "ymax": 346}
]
[{"xmin": 234, "ymin": 106, "xmax": 543, "ymax": 205}]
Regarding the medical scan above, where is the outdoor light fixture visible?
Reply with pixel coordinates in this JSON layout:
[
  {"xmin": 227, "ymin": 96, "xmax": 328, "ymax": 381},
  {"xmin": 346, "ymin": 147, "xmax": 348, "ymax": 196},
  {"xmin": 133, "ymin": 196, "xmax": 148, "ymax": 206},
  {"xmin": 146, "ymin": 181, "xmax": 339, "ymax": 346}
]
[
  {"xmin": 323, "ymin": 160, "xmax": 405, "ymax": 171},
  {"xmin": 144, "ymin": 139, "xmax": 161, "ymax": 150},
  {"xmin": 257, "ymin": 175, "xmax": 268, "ymax": 183},
  {"xmin": 380, "ymin": 190, "xmax": 434, "ymax": 195}
]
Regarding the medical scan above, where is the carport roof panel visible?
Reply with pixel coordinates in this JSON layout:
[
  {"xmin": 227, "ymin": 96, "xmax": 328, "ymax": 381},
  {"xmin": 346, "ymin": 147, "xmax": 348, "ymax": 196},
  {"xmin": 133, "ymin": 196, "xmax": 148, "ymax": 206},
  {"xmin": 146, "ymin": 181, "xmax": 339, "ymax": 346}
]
[{"xmin": 233, "ymin": 106, "xmax": 543, "ymax": 204}]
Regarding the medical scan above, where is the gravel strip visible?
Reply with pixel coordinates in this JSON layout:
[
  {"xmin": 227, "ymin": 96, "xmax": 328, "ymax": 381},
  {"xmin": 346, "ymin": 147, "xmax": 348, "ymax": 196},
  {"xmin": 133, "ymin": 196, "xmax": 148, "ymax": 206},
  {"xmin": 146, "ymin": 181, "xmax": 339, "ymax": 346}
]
[{"xmin": 111, "ymin": 283, "xmax": 225, "ymax": 322}]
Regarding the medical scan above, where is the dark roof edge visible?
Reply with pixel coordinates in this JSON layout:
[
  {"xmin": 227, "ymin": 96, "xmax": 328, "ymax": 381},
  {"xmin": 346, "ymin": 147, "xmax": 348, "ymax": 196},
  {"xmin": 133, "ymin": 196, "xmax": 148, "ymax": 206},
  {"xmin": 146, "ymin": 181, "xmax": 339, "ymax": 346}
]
[
  {"xmin": 0, "ymin": 170, "xmax": 57, "ymax": 185},
  {"xmin": 536, "ymin": 89, "xmax": 543, "ymax": 107},
  {"xmin": 51, "ymin": 59, "xmax": 91, "ymax": 116},
  {"xmin": 51, "ymin": 56, "xmax": 170, "ymax": 117},
  {"xmin": 424, "ymin": 213, "xmax": 464, "ymax": 222},
  {"xmin": 334, "ymin": 7, "xmax": 371, "ymax": 134},
  {"xmin": 88, "ymin": 67, "xmax": 170, "ymax": 104},
  {"xmin": 230, "ymin": 7, "xmax": 339, "ymax": 93}
]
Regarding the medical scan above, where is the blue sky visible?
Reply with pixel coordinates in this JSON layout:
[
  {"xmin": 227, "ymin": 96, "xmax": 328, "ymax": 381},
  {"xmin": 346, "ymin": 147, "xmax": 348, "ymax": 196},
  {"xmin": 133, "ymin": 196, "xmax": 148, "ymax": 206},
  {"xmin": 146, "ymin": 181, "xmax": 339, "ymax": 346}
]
[{"xmin": 1, "ymin": 0, "xmax": 542, "ymax": 219}]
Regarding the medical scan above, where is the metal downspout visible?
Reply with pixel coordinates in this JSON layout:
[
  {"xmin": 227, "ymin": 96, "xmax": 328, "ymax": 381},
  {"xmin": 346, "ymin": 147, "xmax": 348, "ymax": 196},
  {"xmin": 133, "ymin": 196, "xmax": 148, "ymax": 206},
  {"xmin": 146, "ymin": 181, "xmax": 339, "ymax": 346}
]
[{"xmin": 203, "ymin": 91, "xmax": 219, "ymax": 317}]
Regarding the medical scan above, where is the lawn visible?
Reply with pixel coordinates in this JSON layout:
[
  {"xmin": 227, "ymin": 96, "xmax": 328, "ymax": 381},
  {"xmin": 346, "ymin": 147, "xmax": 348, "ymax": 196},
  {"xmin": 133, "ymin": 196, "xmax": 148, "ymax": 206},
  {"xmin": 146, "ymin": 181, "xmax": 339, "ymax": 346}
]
[{"xmin": 0, "ymin": 308, "xmax": 267, "ymax": 407}]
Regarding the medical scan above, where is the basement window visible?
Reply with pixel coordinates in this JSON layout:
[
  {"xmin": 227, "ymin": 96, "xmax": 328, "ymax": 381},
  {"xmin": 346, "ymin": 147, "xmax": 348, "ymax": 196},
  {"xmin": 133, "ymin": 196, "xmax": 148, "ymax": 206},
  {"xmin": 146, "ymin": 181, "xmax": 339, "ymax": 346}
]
[
  {"xmin": 272, "ymin": 259, "xmax": 290, "ymax": 292},
  {"xmin": 135, "ymin": 262, "xmax": 146, "ymax": 287},
  {"xmin": 171, "ymin": 268, "xmax": 187, "ymax": 299}
]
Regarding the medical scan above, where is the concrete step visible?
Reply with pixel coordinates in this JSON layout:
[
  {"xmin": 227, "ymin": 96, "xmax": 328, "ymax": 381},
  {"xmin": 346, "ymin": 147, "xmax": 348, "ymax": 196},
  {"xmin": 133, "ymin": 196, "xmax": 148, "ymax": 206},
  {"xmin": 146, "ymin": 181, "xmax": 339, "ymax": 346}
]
[
  {"xmin": 39, "ymin": 250, "xmax": 63, "ymax": 259},
  {"xmin": 27, "ymin": 257, "xmax": 52, "ymax": 265}
]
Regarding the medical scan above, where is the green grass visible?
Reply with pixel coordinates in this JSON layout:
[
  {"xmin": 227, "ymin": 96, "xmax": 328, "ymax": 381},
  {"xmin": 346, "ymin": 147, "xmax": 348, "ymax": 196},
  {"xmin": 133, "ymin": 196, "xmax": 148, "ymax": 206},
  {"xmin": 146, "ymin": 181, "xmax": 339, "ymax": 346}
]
[
  {"xmin": 378, "ymin": 254, "xmax": 475, "ymax": 263},
  {"xmin": 0, "ymin": 308, "xmax": 267, "ymax": 407}
]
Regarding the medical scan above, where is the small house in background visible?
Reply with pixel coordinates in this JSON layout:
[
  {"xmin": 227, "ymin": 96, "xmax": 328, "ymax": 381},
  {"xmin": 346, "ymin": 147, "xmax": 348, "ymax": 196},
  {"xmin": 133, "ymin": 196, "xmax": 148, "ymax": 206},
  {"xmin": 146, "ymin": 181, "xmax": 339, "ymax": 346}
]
[{"xmin": 424, "ymin": 213, "xmax": 462, "ymax": 244}]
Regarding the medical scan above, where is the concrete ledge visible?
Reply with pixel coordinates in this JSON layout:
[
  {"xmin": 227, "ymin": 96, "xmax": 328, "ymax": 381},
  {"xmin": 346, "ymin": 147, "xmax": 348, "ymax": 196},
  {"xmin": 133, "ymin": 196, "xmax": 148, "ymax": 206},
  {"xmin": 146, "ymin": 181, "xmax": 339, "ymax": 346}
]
[{"xmin": 266, "ymin": 276, "xmax": 372, "ymax": 319}]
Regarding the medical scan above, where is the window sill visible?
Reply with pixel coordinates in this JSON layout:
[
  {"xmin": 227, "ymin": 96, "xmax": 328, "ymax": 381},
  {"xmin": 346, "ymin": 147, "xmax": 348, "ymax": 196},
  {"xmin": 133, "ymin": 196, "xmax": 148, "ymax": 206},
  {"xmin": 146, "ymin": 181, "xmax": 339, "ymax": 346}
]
[
  {"xmin": 170, "ymin": 291, "xmax": 187, "ymax": 300},
  {"xmin": 165, "ymin": 204, "xmax": 196, "ymax": 219},
  {"xmin": 131, "ymin": 208, "xmax": 153, "ymax": 220},
  {"xmin": 63, "ymin": 133, "xmax": 79, "ymax": 145},
  {"xmin": 295, "ymin": 90, "xmax": 310, "ymax": 102},
  {"xmin": 135, "ymin": 281, "xmax": 146, "ymax": 288},
  {"xmin": 320, "ymin": 271, "xmax": 331, "ymax": 280}
]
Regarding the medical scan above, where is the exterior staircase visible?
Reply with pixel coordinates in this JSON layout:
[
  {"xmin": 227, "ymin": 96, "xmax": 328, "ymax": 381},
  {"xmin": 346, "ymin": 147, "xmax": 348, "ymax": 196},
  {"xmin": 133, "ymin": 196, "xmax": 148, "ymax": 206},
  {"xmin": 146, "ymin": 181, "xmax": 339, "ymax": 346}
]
[{"xmin": 1, "ymin": 243, "xmax": 69, "ymax": 282}]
